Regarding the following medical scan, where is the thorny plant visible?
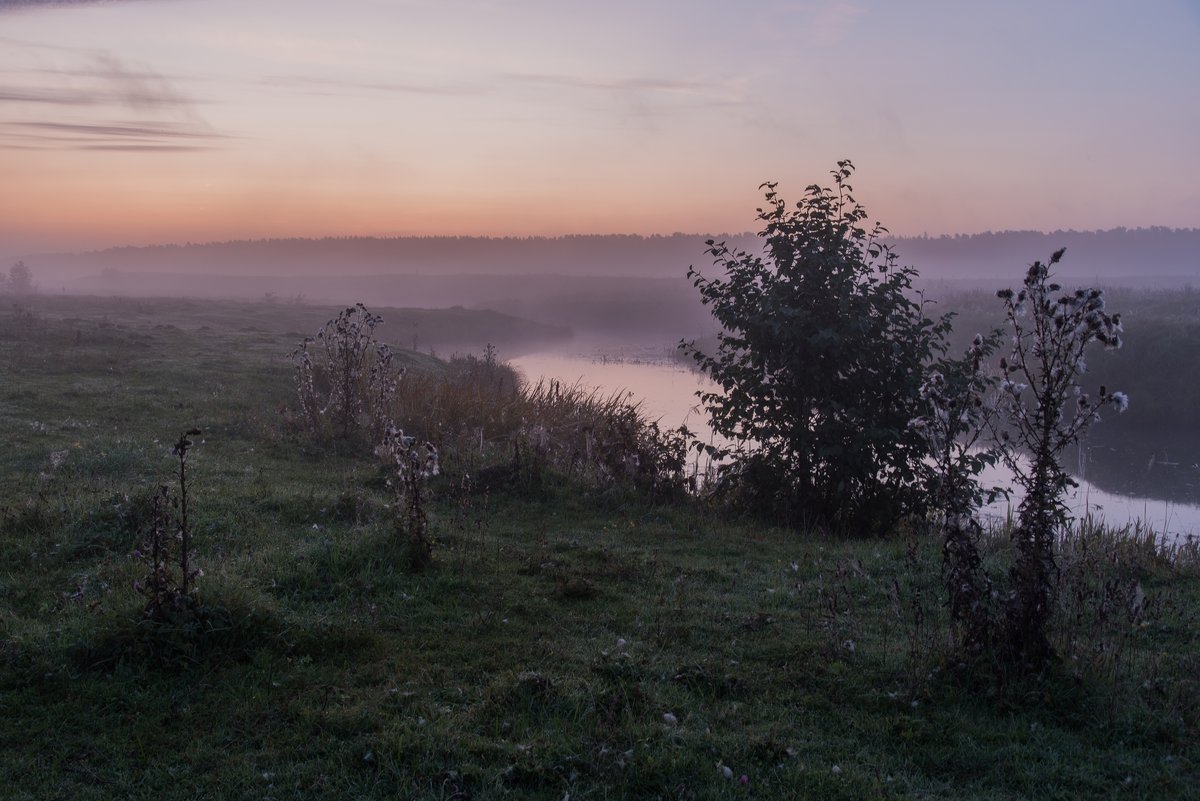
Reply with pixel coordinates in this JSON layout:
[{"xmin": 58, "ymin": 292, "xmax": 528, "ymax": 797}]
[
  {"xmin": 990, "ymin": 249, "xmax": 1128, "ymax": 671},
  {"xmin": 133, "ymin": 429, "xmax": 203, "ymax": 621},
  {"xmin": 292, "ymin": 304, "xmax": 403, "ymax": 440},
  {"xmin": 376, "ymin": 423, "xmax": 440, "ymax": 571},
  {"xmin": 911, "ymin": 333, "xmax": 1004, "ymax": 656}
]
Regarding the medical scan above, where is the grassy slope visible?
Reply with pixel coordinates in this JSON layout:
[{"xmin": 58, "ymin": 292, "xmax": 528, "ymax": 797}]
[{"xmin": 0, "ymin": 296, "xmax": 1197, "ymax": 800}]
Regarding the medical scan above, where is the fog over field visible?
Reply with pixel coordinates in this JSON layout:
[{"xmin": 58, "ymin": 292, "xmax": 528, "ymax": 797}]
[
  {"xmin": 4, "ymin": 2, "xmax": 1200, "ymax": 798},
  {"xmin": 12, "ymin": 227, "xmax": 1198, "ymax": 345}
]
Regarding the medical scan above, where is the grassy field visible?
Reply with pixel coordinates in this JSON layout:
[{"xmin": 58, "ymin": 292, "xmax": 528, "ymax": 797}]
[{"xmin": 1, "ymin": 295, "xmax": 1197, "ymax": 800}]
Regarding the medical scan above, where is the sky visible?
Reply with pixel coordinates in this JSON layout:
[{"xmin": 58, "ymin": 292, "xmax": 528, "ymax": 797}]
[{"xmin": 1, "ymin": 0, "xmax": 1198, "ymax": 256}]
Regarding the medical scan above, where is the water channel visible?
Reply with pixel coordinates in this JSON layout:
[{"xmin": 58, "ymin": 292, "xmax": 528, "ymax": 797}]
[{"xmin": 510, "ymin": 347, "xmax": 1200, "ymax": 541}]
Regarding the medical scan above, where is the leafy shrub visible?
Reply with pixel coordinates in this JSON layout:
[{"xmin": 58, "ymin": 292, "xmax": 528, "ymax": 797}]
[
  {"xmin": 912, "ymin": 333, "xmax": 1003, "ymax": 655},
  {"xmin": 684, "ymin": 161, "xmax": 948, "ymax": 532}
]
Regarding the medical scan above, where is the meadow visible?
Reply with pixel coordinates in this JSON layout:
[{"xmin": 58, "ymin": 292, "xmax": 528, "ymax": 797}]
[{"xmin": 0, "ymin": 295, "xmax": 1197, "ymax": 800}]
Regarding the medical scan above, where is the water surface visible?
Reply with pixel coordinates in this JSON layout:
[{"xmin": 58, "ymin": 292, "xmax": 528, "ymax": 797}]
[{"xmin": 510, "ymin": 348, "xmax": 1200, "ymax": 540}]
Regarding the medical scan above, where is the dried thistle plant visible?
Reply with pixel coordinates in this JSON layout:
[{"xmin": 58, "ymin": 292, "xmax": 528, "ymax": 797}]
[
  {"xmin": 292, "ymin": 304, "xmax": 403, "ymax": 440},
  {"xmin": 376, "ymin": 423, "xmax": 440, "ymax": 571},
  {"xmin": 133, "ymin": 429, "xmax": 203, "ymax": 620},
  {"xmin": 990, "ymin": 250, "xmax": 1128, "ymax": 671}
]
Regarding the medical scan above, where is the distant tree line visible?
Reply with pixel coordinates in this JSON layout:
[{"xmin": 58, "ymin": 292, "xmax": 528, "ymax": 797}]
[
  {"xmin": 31, "ymin": 228, "xmax": 1199, "ymax": 281},
  {"xmin": 894, "ymin": 227, "xmax": 1200, "ymax": 280}
]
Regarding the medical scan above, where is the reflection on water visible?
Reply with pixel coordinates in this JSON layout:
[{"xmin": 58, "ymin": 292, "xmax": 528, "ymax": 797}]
[
  {"xmin": 509, "ymin": 349, "xmax": 717, "ymax": 436},
  {"xmin": 1070, "ymin": 428, "xmax": 1200, "ymax": 506},
  {"xmin": 976, "ymin": 461, "xmax": 1198, "ymax": 541},
  {"xmin": 510, "ymin": 349, "xmax": 1200, "ymax": 540}
]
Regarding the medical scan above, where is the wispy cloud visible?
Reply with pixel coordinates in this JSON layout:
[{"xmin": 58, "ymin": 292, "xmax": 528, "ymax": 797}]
[
  {"xmin": 508, "ymin": 73, "xmax": 711, "ymax": 94},
  {"xmin": 0, "ymin": 86, "xmax": 101, "ymax": 104},
  {"xmin": 1, "ymin": 51, "xmax": 199, "ymax": 110},
  {"xmin": 12, "ymin": 120, "xmax": 222, "ymax": 138},
  {"xmin": 0, "ymin": 81, "xmax": 197, "ymax": 108},
  {"xmin": 1, "ymin": 119, "xmax": 224, "ymax": 150},
  {"xmin": 258, "ymin": 69, "xmax": 745, "ymax": 117},
  {"xmin": 260, "ymin": 74, "xmax": 481, "ymax": 98},
  {"xmin": 502, "ymin": 71, "xmax": 748, "ymax": 129},
  {"xmin": 87, "ymin": 51, "xmax": 192, "ymax": 110},
  {"xmin": 79, "ymin": 143, "xmax": 211, "ymax": 151},
  {"xmin": 507, "ymin": 71, "xmax": 746, "ymax": 107},
  {"xmin": 0, "ymin": 39, "xmax": 225, "ymax": 152}
]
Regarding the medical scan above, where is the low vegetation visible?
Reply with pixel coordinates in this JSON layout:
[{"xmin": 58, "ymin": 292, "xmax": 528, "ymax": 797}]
[
  {"xmin": 0, "ymin": 284, "xmax": 1196, "ymax": 799},
  {"xmin": 0, "ymin": 164, "xmax": 1195, "ymax": 799}
]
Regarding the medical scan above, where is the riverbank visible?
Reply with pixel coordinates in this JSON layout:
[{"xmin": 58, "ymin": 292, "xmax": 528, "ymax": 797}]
[{"xmin": 1, "ymin": 296, "xmax": 1196, "ymax": 799}]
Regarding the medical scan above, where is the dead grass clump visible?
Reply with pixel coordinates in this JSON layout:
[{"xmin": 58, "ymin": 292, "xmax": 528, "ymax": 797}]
[{"xmin": 391, "ymin": 350, "xmax": 691, "ymax": 496}]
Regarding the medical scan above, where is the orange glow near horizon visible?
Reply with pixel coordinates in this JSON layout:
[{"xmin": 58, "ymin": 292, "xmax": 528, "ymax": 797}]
[{"xmin": 2, "ymin": 1, "xmax": 1198, "ymax": 257}]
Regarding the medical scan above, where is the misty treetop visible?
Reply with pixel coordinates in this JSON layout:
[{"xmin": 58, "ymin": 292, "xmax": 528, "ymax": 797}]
[{"xmin": 3, "ymin": 261, "xmax": 34, "ymax": 294}]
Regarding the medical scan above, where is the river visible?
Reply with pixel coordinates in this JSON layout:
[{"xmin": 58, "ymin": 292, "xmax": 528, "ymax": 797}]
[{"xmin": 510, "ymin": 347, "xmax": 1200, "ymax": 541}]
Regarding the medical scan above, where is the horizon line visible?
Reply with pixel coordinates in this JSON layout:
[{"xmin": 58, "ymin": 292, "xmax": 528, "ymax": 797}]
[{"xmin": 21, "ymin": 224, "xmax": 1200, "ymax": 259}]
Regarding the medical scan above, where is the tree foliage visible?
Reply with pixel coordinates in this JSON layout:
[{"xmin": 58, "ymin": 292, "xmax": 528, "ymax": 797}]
[
  {"xmin": 685, "ymin": 162, "xmax": 949, "ymax": 532},
  {"xmin": 912, "ymin": 333, "xmax": 1004, "ymax": 654}
]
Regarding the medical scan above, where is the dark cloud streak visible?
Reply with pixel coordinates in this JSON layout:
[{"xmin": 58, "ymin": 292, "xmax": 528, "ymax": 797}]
[
  {"xmin": 1, "ymin": 119, "xmax": 227, "ymax": 152},
  {"xmin": 13, "ymin": 120, "xmax": 225, "ymax": 138},
  {"xmin": 0, "ymin": 0, "xmax": 156, "ymax": 11},
  {"xmin": 504, "ymin": 71, "xmax": 747, "ymax": 119},
  {"xmin": 80, "ymin": 143, "xmax": 214, "ymax": 151},
  {"xmin": 0, "ymin": 85, "xmax": 206, "ymax": 107},
  {"xmin": 0, "ymin": 87, "xmax": 101, "ymax": 104}
]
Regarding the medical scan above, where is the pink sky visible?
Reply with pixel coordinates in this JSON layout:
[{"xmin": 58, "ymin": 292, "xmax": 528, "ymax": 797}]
[{"xmin": 2, "ymin": 0, "xmax": 1198, "ymax": 257}]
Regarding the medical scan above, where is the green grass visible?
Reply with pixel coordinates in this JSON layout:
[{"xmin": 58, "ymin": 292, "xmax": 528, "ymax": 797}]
[{"xmin": 0, "ymin": 295, "xmax": 1197, "ymax": 800}]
